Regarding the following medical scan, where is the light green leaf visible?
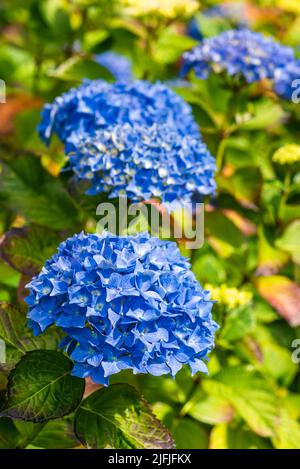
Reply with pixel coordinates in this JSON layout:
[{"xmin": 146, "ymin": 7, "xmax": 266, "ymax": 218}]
[
  {"xmin": 172, "ymin": 419, "xmax": 208, "ymax": 449},
  {"xmin": 74, "ymin": 383, "xmax": 175, "ymax": 449},
  {"xmin": 203, "ymin": 366, "xmax": 278, "ymax": 437}
]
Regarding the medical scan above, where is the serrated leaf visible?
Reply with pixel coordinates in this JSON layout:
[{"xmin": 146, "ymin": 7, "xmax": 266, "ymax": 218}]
[
  {"xmin": 0, "ymin": 225, "xmax": 61, "ymax": 276},
  {"xmin": 0, "ymin": 302, "xmax": 62, "ymax": 368},
  {"xmin": 0, "ymin": 350, "xmax": 84, "ymax": 422},
  {"xmin": 255, "ymin": 276, "xmax": 300, "ymax": 327},
  {"xmin": 203, "ymin": 366, "xmax": 278, "ymax": 437},
  {"xmin": 74, "ymin": 383, "xmax": 175, "ymax": 449}
]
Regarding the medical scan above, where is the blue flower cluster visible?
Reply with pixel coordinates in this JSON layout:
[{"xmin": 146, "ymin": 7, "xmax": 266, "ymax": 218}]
[
  {"xmin": 182, "ymin": 29, "xmax": 299, "ymax": 100},
  {"xmin": 26, "ymin": 232, "xmax": 217, "ymax": 385},
  {"xmin": 39, "ymin": 79, "xmax": 200, "ymax": 147},
  {"xmin": 95, "ymin": 51, "xmax": 133, "ymax": 82},
  {"xmin": 39, "ymin": 79, "xmax": 216, "ymax": 208},
  {"xmin": 67, "ymin": 123, "xmax": 216, "ymax": 209}
]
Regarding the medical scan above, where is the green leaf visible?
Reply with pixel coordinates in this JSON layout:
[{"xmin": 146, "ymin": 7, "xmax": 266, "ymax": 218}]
[
  {"xmin": 217, "ymin": 167, "xmax": 262, "ymax": 206},
  {"xmin": 172, "ymin": 419, "xmax": 208, "ymax": 449},
  {"xmin": 74, "ymin": 383, "xmax": 175, "ymax": 449},
  {"xmin": 205, "ymin": 211, "xmax": 244, "ymax": 258},
  {"xmin": 210, "ymin": 423, "xmax": 272, "ymax": 449},
  {"xmin": 0, "ymin": 350, "xmax": 84, "ymax": 422},
  {"xmin": 240, "ymin": 100, "xmax": 285, "ymax": 131},
  {"xmin": 0, "ymin": 155, "xmax": 79, "ymax": 230},
  {"xmin": 49, "ymin": 56, "xmax": 114, "ymax": 82},
  {"xmin": 221, "ymin": 305, "xmax": 256, "ymax": 343},
  {"xmin": 203, "ymin": 366, "xmax": 278, "ymax": 437},
  {"xmin": 187, "ymin": 392, "xmax": 234, "ymax": 425},
  {"xmin": 0, "ymin": 417, "xmax": 20, "ymax": 449},
  {"xmin": 256, "ymin": 226, "xmax": 289, "ymax": 276},
  {"xmin": 275, "ymin": 220, "xmax": 300, "ymax": 265},
  {"xmin": 0, "ymin": 225, "xmax": 61, "ymax": 276},
  {"xmin": 0, "ymin": 302, "xmax": 62, "ymax": 368},
  {"xmin": 154, "ymin": 27, "xmax": 197, "ymax": 64},
  {"xmin": 30, "ymin": 419, "xmax": 78, "ymax": 449},
  {"xmin": 272, "ymin": 412, "xmax": 300, "ymax": 449}
]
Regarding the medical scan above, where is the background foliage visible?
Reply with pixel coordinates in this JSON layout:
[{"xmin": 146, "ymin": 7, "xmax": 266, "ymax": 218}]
[{"xmin": 0, "ymin": 0, "xmax": 300, "ymax": 449}]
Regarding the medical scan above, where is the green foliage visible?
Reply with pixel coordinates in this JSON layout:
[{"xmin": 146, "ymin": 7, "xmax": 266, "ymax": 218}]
[
  {"xmin": 0, "ymin": 350, "xmax": 85, "ymax": 422},
  {"xmin": 0, "ymin": 0, "xmax": 300, "ymax": 450},
  {"xmin": 74, "ymin": 384, "xmax": 175, "ymax": 449}
]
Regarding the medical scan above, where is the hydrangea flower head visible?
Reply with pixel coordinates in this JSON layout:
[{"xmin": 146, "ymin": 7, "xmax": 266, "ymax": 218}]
[
  {"xmin": 205, "ymin": 283, "xmax": 253, "ymax": 309},
  {"xmin": 66, "ymin": 123, "xmax": 216, "ymax": 210},
  {"xmin": 39, "ymin": 79, "xmax": 200, "ymax": 146},
  {"xmin": 25, "ymin": 232, "xmax": 218, "ymax": 385},
  {"xmin": 95, "ymin": 51, "xmax": 133, "ymax": 82},
  {"xmin": 182, "ymin": 29, "xmax": 299, "ymax": 100}
]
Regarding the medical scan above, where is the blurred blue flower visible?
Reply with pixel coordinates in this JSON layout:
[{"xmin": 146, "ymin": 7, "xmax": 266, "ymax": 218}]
[
  {"xmin": 66, "ymin": 123, "xmax": 216, "ymax": 210},
  {"xmin": 182, "ymin": 29, "xmax": 299, "ymax": 100},
  {"xmin": 38, "ymin": 80, "xmax": 200, "ymax": 146},
  {"xmin": 26, "ymin": 231, "xmax": 218, "ymax": 385},
  {"xmin": 95, "ymin": 51, "xmax": 133, "ymax": 82}
]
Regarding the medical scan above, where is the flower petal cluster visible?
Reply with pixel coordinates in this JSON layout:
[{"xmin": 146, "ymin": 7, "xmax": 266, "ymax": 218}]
[
  {"xmin": 122, "ymin": 0, "xmax": 198, "ymax": 19},
  {"xmin": 67, "ymin": 123, "xmax": 216, "ymax": 210},
  {"xmin": 39, "ymin": 79, "xmax": 200, "ymax": 146},
  {"xmin": 272, "ymin": 144, "xmax": 300, "ymax": 165},
  {"xmin": 95, "ymin": 51, "xmax": 133, "ymax": 82},
  {"xmin": 182, "ymin": 29, "xmax": 299, "ymax": 100},
  {"xmin": 26, "ymin": 232, "xmax": 218, "ymax": 385}
]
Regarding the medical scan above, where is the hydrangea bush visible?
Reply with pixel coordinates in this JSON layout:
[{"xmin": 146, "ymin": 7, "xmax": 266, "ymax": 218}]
[{"xmin": 0, "ymin": 0, "xmax": 300, "ymax": 452}]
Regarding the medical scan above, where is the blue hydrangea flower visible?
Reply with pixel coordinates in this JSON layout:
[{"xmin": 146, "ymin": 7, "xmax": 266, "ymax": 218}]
[
  {"xmin": 26, "ymin": 231, "xmax": 218, "ymax": 385},
  {"xmin": 273, "ymin": 60, "xmax": 300, "ymax": 100},
  {"xmin": 95, "ymin": 51, "xmax": 133, "ymax": 82},
  {"xmin": 38, "ymin": 80, "xmax": 200, "ymax": 146},
  {"xmin": 66, "ymin": 123, "xmax": 216, "ymax": 210},
  {"xmin": 182, "ymin": 29, "xmax": 299, "ymax": 100}
]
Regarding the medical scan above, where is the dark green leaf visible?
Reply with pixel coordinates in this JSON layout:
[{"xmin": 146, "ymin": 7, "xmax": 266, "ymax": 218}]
[
  {"xmin": 74, "ymin": 383, "xmax": 175, "ymax": 449},
  {"xmin": 0, "ymin": 350, "xmax": 84, "ymax": 422}
]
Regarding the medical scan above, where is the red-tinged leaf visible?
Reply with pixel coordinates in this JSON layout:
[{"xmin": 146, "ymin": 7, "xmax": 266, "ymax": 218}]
[
  {"xmin": 255, "ymin": 276, "xmax": 300, "ymax": 327},
  {"xmin": 0, "ymin": 94, "xmax": 42, "ymax": 136}
]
